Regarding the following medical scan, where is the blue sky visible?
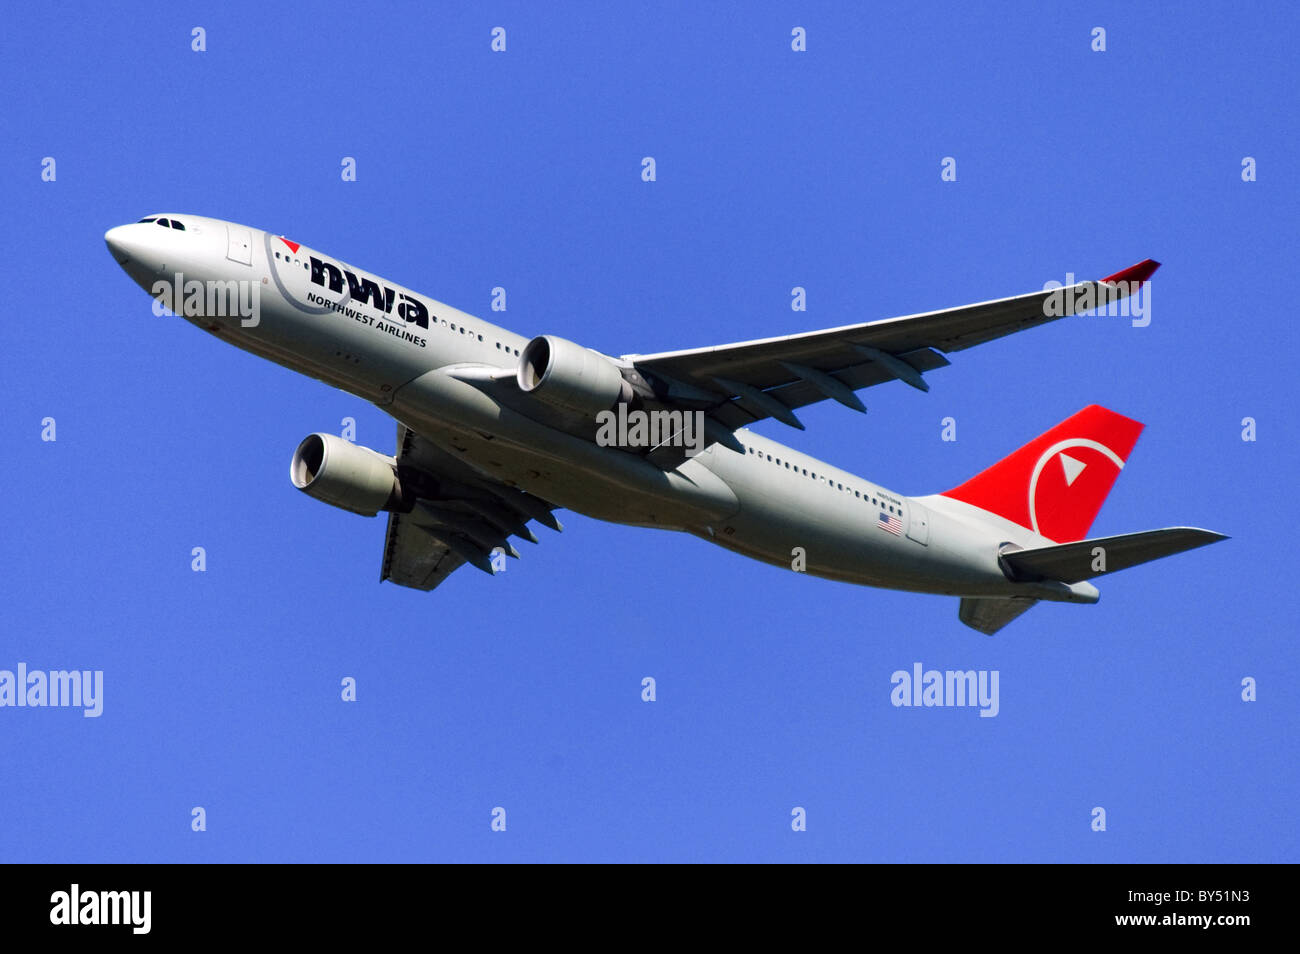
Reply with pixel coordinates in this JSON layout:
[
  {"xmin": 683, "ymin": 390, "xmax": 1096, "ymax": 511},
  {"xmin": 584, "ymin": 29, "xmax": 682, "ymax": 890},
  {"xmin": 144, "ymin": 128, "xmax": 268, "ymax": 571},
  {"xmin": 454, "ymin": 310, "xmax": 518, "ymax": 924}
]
[{"xmin": 2, "ymin": 2, "xmax": 1295, "ymax": 862}]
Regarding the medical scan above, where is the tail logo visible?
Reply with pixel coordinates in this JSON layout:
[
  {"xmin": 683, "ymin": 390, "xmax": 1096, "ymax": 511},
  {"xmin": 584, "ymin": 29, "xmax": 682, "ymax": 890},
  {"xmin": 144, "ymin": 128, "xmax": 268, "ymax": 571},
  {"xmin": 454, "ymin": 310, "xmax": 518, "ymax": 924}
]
[
  {"xmin": 1027, "ymin": 439, "xmax": 1125, "ymax": 536},
  {"xmin": 1060, "ymin": 454, "xmax": 1086, "ymax": 485}
]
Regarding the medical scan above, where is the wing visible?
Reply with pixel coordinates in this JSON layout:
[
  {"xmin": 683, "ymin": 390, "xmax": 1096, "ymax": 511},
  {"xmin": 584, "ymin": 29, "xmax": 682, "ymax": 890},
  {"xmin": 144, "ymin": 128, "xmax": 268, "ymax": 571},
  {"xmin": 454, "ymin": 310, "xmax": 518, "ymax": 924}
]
[
  {"xmin": 380, "ymin": 424, "xmax": 563, "ymax": 591},
  {"xmin": 627, "ymin": 260, "xmax": 1159, "ymax": 431}
]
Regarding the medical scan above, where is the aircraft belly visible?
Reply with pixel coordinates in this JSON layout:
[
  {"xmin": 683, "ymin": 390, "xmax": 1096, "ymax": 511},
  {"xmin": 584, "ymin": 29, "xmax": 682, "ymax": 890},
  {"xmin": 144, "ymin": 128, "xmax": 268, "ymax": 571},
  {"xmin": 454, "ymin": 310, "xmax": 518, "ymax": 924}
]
[
  {"xmin": 697, "ymin": 445, "xmax": 1014, "ymax": 594},
  {"xmin": 388, "ymin": 371, "xmax": 740, "ymax": 528}
]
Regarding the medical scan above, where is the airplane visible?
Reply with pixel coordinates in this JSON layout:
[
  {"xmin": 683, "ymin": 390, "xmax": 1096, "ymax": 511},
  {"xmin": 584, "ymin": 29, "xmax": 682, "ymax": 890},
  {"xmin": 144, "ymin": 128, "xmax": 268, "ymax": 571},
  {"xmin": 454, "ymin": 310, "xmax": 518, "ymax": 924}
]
[{"xmin": 104, "ymin": 214, "xmax": 1226, "ymax": 634}]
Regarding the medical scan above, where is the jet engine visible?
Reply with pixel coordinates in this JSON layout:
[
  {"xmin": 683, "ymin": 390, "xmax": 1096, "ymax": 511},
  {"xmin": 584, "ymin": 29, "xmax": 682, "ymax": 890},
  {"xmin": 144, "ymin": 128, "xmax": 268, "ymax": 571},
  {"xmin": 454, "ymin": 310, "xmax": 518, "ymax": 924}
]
[
  {"xmin": 517, "ymin": 335, "xmax": 634, "ymax": 416},
  {"xmin": 289, "ymin": 433, "xmax": 404, "ymax": 517}
]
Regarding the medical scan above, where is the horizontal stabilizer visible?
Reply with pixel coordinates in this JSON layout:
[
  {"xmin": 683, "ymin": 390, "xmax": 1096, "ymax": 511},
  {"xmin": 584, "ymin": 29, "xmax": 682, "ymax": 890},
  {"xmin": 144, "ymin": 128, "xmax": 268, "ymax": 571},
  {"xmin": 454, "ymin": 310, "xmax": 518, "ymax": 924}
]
[
  {"xmin": 1000, "ymin": 527, "xmax": 1228, "ymax": 584},
  {"xmin": 959, "ymin": 597, "xmax": 1039, "ymax": 635}
]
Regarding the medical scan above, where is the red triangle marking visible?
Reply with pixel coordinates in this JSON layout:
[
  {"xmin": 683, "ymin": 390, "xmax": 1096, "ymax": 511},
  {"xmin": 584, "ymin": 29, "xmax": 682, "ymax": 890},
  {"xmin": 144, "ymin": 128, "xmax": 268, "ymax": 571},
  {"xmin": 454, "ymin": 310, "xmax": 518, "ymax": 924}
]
[{"xmin": 280, "ymin": 237, "xmax": 301, "ymax": 254}]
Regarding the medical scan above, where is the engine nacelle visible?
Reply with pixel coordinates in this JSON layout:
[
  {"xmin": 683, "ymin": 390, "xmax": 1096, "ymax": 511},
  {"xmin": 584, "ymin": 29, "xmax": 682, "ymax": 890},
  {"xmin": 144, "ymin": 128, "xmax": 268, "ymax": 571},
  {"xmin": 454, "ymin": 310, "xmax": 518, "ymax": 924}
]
[
  {"xmin": 290, "ymin": 433, "xmax": 402, "ymax": 517},
  {"xmin": 517, "ymin": 335, "xmax": 633, "ymax": 417}
]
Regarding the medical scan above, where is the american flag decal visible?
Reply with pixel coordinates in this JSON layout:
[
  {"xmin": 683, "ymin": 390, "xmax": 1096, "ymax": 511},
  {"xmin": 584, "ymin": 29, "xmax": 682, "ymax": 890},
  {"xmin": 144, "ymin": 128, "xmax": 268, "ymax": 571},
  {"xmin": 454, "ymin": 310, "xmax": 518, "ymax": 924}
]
[{"xmin": 877, "ymin": 511, "xmax": 903, "ymax": 536}]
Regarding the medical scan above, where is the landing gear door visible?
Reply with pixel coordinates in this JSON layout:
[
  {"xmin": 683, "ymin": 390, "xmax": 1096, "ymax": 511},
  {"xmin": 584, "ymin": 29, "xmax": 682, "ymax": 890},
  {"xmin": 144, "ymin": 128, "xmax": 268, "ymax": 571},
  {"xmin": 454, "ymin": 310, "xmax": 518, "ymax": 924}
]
[
  {"xmin": 226, "ymin": 225, "xmax": 253, "ymax": 266},
  {"xmin": 906, "ymin": 501, "xmax": 929, "ymax": 546}
]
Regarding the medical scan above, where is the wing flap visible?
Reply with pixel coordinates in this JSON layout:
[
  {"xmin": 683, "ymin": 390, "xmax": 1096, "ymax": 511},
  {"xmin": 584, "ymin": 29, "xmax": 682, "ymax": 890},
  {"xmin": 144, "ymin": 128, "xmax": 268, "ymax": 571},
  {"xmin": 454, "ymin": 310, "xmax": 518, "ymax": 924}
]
[
  {"xmin": 691, "ymin": 348, "xmax": 951, "ymax": 429},
  {"xmin": 379, "ymin": 424, "xmax": 562, "ymax": 591},
  {"xmin": 380, "ymin": 510, "xmax": 467, "ymax": 590}
]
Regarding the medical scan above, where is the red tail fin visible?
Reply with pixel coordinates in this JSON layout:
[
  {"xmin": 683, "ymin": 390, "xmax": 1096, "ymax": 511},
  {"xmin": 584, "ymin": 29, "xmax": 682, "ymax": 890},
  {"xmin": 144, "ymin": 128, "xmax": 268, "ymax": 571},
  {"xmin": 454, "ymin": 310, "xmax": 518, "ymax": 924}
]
[{"xmin": 941, "ymin": 405, "xmax": 1144, "ymax": 543}]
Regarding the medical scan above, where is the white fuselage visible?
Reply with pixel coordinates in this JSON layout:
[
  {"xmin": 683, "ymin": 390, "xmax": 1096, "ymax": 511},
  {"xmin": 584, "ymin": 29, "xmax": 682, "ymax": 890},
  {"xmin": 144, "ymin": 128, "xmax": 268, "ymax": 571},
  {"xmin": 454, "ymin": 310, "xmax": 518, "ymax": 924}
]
[{"xmin": 104, "ymin": 215, "xmax": 1096, "ymax": 604}]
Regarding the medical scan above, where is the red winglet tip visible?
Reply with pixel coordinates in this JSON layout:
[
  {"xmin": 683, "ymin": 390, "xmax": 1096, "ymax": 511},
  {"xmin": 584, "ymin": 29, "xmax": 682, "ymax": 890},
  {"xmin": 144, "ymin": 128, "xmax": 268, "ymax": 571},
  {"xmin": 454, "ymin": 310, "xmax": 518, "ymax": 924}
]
[{"xmin": 1101, "ymin": 258, "xmax": 1160, "ymax": 286}]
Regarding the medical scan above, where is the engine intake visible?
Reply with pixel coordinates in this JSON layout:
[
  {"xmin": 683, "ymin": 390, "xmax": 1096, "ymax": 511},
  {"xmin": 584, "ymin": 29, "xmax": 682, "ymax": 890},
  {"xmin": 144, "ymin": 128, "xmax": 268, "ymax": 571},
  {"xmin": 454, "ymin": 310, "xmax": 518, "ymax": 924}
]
[
  {"xmin": 290, "ymin": 433, "xmax": 403, "ymax": 517},
  {"xmin": 517, "ymin": 335, "xmax": 633, "ymax": 416}
]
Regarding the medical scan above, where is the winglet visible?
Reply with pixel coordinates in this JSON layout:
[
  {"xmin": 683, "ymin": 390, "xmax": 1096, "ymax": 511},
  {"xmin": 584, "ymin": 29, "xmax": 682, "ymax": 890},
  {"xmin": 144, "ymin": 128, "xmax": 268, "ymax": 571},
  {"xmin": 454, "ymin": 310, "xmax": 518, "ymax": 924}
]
[{"xmin": 1100, "ymin": 259, "xmax": 1160, "ymax": 287}]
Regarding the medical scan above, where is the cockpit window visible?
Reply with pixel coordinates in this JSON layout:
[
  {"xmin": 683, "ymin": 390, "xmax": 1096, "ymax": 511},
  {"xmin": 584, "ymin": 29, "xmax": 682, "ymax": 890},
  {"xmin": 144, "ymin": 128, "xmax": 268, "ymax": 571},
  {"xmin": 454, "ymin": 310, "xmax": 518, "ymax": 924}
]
[
  {"xmin": 137, "ymin": 217, "xmax": 157, "ymax": 223},
  {"xmin": 170, "ymin": 219, "xmax": 185, "ymax": 230},
  {"xmin": 156, "ymin": 218, "xmax": 170, "ymax": 228}
]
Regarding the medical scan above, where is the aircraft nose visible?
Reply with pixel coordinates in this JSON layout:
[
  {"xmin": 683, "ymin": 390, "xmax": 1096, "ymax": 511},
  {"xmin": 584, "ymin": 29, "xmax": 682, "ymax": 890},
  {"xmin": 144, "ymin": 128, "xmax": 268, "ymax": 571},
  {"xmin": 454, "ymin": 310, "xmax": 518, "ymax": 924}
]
[
  {"xmin": 104, "ymin": 225, "xmax": 137, "ymax": 264},
  {"xmin": 105, "ymin": 221, "xmax": 170, "ymax": 291}
]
